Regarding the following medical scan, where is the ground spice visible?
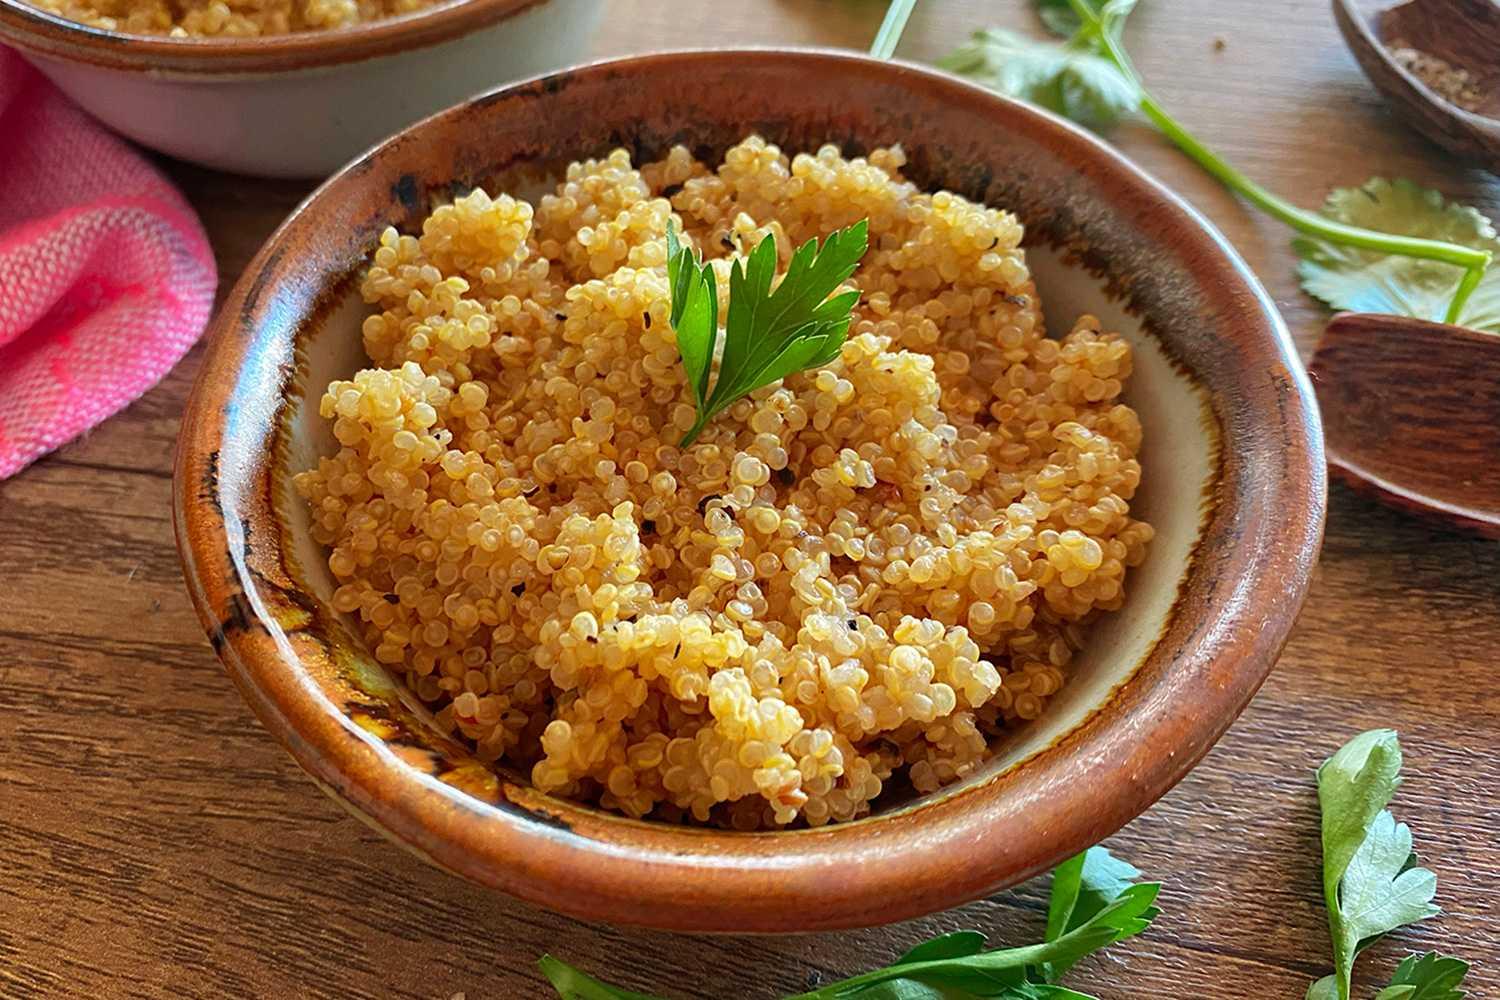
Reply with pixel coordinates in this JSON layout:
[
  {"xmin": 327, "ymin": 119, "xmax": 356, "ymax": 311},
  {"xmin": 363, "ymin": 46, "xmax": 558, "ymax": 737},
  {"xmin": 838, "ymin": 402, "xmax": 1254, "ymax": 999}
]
[{"xmin": 1388, "ymin": 38, "xmax": 1486, "ymax": 113}]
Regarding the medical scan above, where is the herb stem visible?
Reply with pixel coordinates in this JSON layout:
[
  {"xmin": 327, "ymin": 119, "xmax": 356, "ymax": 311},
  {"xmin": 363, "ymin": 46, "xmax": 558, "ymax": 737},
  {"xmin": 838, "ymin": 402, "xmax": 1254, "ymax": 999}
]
[
  {"xmin": 1066, "ymin": 0, "xmax": 1491, "ymax": 326},
  {"xmin": 679, "ymin": 412, "xmax": 712, "ymax": 448},
  {"xmin": 1446, "ymin": 256, "xmax": 1487, "ymax": 323},
  {"xmin": 1332, "ymin": 887, "xmax": 1356, "ymax": 995},
  {"xmin": 870, "ymin": 0, "xmax": 917, "ymax": 60},
  {"xmin": 779, "ymin": 938, "xmax": 1061, "ymax": 1000},
  {"xmin": 1322, "ymin": 870, "xmax": 1354, "ymax": 1000}
]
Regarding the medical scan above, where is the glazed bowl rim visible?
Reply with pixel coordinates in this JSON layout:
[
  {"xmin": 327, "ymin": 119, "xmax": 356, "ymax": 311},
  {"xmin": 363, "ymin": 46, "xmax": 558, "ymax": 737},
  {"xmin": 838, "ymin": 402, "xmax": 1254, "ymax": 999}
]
[
  {"xmin": 173, "ymin": 47, "xmax": 1327, "ymax": 931},
  {"xmin": 0, "ymin": 0, "xmax": 551, "ymax": 73}
]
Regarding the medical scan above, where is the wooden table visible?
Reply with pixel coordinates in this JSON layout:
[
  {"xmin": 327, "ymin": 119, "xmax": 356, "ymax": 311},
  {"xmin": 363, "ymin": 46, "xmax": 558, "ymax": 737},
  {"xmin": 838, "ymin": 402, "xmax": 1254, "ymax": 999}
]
[{"xmin": 4, "ymin": 2, "xmax": 1498, "ymax": 996}]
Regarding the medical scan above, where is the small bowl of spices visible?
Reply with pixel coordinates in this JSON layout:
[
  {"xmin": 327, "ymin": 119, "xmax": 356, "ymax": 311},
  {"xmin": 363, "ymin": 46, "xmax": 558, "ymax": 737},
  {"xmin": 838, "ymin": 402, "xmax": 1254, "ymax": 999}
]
[{"xmin": 1333, "ymin": 0, "xmax": 1500, "ymax": 171}]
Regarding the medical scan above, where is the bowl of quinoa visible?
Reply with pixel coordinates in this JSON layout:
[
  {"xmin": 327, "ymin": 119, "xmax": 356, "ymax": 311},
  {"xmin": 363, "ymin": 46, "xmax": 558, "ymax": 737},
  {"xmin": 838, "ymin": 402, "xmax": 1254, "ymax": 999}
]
[
  {"xmin": 175, "ymin": 49, "xmax": 1326, "ymax": 930},
  {"xmin": 0, "ymin": 0, "xmax": 602, "ymax": 176}
]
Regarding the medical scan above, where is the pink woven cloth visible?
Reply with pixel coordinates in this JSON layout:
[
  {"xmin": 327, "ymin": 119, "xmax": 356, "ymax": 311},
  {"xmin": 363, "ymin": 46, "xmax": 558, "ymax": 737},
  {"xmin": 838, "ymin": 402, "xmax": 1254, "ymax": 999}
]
[{"xmin": 0, "ymin": 48, "xmax": 215, "ymax": 479}]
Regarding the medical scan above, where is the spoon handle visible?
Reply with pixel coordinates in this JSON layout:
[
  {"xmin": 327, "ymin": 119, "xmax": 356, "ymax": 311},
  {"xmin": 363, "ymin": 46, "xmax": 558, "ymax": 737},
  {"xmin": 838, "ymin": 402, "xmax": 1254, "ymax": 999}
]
[{"xmin": 1310, "ymin": 312, "xmax": 1500, "ymax": 538}]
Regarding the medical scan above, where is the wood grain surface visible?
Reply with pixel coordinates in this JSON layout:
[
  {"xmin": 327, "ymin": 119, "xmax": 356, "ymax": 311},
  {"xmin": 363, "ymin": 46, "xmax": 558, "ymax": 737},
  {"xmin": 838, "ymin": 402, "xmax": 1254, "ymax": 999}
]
[
  {"xmin": 3, "ymin": 2, "xmax": 1498, "ymax": 997},
  {"xmin": 1311, "ymin": 312, "xmax": 1500, "ymax": 536}
]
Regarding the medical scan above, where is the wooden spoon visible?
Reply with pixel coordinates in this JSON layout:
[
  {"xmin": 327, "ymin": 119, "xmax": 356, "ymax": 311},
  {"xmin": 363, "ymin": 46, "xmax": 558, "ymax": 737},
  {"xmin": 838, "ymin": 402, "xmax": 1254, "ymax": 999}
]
[
  {"xmin": 1309, "ymin": 312, "xmax": 1500, "ymax": 537},
  {"xmin": 1333, "ymin": 0, "xmax": 1500, "ymax": 171}
]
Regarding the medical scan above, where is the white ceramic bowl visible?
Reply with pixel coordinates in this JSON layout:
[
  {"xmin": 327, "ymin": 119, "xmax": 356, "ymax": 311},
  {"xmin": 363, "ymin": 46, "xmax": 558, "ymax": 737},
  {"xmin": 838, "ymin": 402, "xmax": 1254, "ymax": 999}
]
[{"xmin": 0, "ymin": 0, "xmax": 602, "ymax": 177}]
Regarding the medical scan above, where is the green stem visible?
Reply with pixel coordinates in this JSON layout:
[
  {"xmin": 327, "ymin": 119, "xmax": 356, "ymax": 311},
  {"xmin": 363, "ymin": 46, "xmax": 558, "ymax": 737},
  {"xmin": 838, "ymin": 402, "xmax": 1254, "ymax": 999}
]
[
  {"xmin": 678, "ymin": 412, "xmax": 712, "ymax": 448},
  {"xmin": 1446, "ymin": 258, "xmax": 1487, "ymax": 324},
  {"xmin": 1321, "ymin": 875, "xmax": 1353, "ymax": 1000},
  {"xmin": 869, "ymin": 0, "xmax": 917, "ymax": 60},
  {"xmin": 780, "ymin": 938, "xmax": 1059, "ymax": 1000},
  {"xmin": 1067, "ymin": 0, "xmax": 1490, "ymax": 326}
]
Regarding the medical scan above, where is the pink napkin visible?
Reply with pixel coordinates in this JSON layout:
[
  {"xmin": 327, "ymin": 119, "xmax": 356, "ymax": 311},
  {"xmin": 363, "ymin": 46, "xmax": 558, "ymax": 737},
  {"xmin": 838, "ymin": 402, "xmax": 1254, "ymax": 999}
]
[{"xmin": 0, "ymin": 48, "xmax": 216, "ymax": 479}]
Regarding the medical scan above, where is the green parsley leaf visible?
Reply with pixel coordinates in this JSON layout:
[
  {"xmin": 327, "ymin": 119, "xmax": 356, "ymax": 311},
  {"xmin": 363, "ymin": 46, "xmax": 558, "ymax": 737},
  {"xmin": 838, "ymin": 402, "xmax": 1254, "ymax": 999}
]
[
  {"xmin": 665, "ymin": 222, "xmax": 720, "ymax": 414},
  {"xmin": 1043, "ymin": 851, "xmax": 1087, "ymax": 944},
  {"xmin": 1034, "ymin": 0, "xmax": 1081, "ymax": 38},
  {"xmin": 540, "ymin": 849, "xmax": 1157, "ymax": 1000},
  {"xmin": 1339, "ymin": 811, "xmax": 1439, "ymax": 947},
  {"xmin": 844, "ymin": 982, "xmax": 1097, "ymax": 1000},
  {"xmin": 1293, "ymin": 177, "xmax": 1500, "ymax": 331},
  {"xmin": 1072, "ymin": 846, "xmax": 1145, "ymax": 931},
  {"xmin": 1378, "ymin": 953, "xmax": 1471, "ymax": 1000},
  {"xmin": 538, "ymin": 955, "xmax": 665, "ymax": 1000},
  {"xmin": 1310, "ymin": 731, "xmax": 1443, "ymax": 1000},
  {"xmin": 837, "ymin": 982, "xmax": 939, "ymax": 1000},
  {"xmin": 1307, "ymin": 977, "xmax": 1339, "ymax": 1000},
  {"xmin": 937, "ymin": 27, "xmax": 1139, "ymax": 131},
  {"xmin": 668, "ymin": 220, "xmax": 868, "ymax": 446},
  {"xmin": 1318, "ymin": 729, "xmax": 1405, "ymax": 893},
  {"xmin": 842, "ymin": 883, "xmax": 1156, "ymax": 998},
  {"xmin": 1040, "ymin": 846, "xmax": 1149, "ymax": 981},
  {"xmin": 896, "ymin": 932, "xmax": 990, "ymax": 965},
  {"xmin": 1034, "ymin": 0, "xmax": 1138, "ymax": 40}
]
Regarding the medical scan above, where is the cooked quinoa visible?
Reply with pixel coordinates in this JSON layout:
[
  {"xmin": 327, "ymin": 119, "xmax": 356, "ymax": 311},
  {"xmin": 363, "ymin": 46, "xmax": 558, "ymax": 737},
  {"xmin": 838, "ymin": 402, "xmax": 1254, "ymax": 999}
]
[
  {"xmin": 294, "ymin": 137, "xmax": 1154, "ymax": 829},
  {"xmin": 26, "ymin": 0, "xmax": 434, "ymax": 36}
]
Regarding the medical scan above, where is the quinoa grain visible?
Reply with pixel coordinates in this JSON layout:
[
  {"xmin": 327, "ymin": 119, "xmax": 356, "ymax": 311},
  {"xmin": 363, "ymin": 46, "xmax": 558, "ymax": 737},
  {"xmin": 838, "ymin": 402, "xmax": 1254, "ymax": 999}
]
[
  {"xmin": 295, "ymin": 137, "xmax": 1153, "ymax": 828},
  {"xmin": 25, "ymin": 0, "xmax": 436, "ymax": 35}
]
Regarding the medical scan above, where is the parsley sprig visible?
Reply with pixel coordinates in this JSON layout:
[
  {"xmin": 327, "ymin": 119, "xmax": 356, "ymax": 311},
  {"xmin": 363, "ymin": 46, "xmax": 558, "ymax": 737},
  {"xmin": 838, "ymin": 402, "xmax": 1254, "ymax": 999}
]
[
  {"xmin": 941, "ymin": 0, "xmax": 1493, "ymax": 326},
  {"xmin": 539, "ymin": 846, "xmax": 1159, "ymax": 1000},
  {"xmin": 667, "ymin": 220, "xmax": 869, "ymax": 447},
  {"xmin": 536, "ymin": 731, "xmax": 1478, "ymax": 998}
]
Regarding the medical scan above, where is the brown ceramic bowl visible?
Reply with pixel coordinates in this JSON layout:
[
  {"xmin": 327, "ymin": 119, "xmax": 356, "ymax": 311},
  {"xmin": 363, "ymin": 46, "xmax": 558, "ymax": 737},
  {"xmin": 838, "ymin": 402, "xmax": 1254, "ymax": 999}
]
[{"xmin": 173, "ymin": 49, "xmax": 1326, "ymax": 932}]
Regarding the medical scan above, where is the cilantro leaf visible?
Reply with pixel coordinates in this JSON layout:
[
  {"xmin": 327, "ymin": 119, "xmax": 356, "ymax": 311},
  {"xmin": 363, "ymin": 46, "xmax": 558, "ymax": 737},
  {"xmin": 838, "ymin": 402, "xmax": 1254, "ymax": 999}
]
[
  {"xmin": 538, "ymin": 955, "xmax": 666, "ymax": 1000},
  {"xmin": 1035, "ymin": 0, "xmax": 1138, "ymax": 40},
  {"xmin": 668, "ymin": 220, "xmax": 868, "ymax": 446},
  {"xmin": 1005, "ymin": 2, "xmax": 1493, "ymax": 326},
  {"xmin": 937, "ymin": 27, "xmax": 1139, "ymax": 131},
  {"xmin": 1035, "ymin": 0, "xmax": 1081, "ymax": 38},
  {"xmin": 1376, "ymin": 952, "xmax": 1471, "ymax": 1000},
  {"xmin": 1293, "ymin": 177, "xmax": 1500, "ymax": 331}
]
